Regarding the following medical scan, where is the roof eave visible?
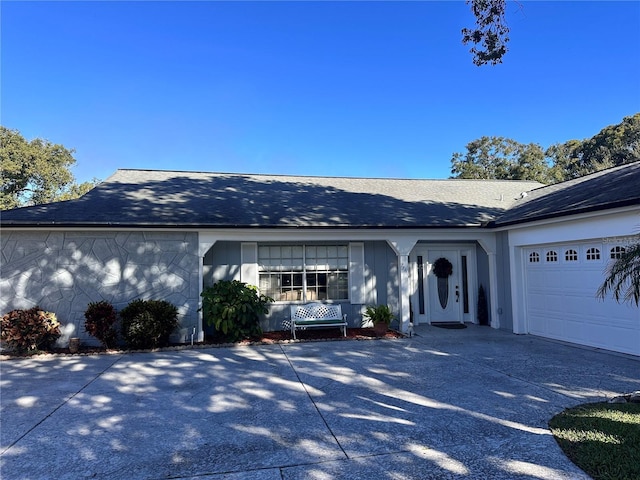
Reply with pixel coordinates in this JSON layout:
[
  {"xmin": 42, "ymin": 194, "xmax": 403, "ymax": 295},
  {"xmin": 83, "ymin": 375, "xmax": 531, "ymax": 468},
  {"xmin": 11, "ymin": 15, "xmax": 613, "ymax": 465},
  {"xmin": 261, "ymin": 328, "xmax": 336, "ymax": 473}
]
[
  {"xmin": 489, "ymin": 198, "xmax": 640, "ymax": 228},
  {"xmin": 0, "ymin": 222, "xmax": 488, "ymax": 230}
]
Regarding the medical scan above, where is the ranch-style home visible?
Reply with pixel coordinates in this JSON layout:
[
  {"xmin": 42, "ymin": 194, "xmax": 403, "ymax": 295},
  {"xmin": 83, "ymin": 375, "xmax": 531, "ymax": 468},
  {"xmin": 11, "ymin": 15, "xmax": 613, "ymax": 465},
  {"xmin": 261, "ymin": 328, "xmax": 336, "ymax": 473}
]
[{"xmin": 1, "ymin": 162, "xmax": 639, "ymax": 355}]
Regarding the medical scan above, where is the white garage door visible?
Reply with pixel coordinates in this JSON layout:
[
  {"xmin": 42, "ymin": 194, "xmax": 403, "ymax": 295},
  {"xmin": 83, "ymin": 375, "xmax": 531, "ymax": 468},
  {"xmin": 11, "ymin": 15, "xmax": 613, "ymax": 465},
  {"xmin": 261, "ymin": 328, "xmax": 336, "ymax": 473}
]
[{"xmin": 524, "ymin": 242, "xmax": 639, "ymax": 356}]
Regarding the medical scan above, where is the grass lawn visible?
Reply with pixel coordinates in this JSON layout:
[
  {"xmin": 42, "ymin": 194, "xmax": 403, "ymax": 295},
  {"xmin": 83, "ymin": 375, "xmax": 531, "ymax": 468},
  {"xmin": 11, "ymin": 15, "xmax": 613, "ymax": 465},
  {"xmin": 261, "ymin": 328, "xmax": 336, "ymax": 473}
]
[{"xmin": 549, "ymin": 402, "xmax": 640, "ymax": 480}]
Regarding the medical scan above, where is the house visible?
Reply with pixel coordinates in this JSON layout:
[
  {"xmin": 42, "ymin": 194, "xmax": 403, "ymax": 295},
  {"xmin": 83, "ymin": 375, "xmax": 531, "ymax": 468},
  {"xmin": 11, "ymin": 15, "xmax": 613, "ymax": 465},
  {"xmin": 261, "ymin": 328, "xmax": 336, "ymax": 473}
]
[{"xmin": 1, "ymin": 163, "xmax": 639, "ymax": 355}]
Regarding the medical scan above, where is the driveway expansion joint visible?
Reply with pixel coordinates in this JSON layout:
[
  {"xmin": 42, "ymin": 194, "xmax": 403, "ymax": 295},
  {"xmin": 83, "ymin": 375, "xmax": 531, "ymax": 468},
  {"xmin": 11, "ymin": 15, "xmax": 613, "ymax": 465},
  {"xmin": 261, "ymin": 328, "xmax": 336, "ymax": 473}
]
[
  {"xmin": 2, "ymin": 326, "xmax": 636, "ymax": 480},
  {"xmin": 0, "ymin": 353, "xmax": 124, "ymax": 455},
  {"xmin": 279, "ymin": 343, "xmax": 351, "ymax": 460}
]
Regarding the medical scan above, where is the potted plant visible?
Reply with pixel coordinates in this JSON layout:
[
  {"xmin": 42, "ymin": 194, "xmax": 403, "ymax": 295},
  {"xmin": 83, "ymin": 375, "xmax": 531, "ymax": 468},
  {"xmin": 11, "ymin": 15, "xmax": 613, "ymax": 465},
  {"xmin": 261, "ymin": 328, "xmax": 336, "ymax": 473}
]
[{"xmin": 363, "ymin": 304, "xmax": 394, "ymax": 337}]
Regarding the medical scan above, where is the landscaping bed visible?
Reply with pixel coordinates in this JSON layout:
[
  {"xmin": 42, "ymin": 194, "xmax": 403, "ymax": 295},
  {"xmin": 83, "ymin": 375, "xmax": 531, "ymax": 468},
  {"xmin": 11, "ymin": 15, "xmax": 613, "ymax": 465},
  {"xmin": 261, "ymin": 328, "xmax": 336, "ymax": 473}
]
[{"xmin": 1, "ymin": 327, "xmax": 405, "ymax": 359}]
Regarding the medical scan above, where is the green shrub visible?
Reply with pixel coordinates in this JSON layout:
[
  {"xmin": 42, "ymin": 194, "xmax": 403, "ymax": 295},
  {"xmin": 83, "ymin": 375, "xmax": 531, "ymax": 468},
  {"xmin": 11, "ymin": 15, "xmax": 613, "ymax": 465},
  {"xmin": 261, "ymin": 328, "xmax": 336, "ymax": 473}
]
[
  {"xmin": 201, "ymin": 280, "xmax": 273, "ymax": 342},
  {"xmin": 120, "ymin": 299, "xmax": 179, "ymax": 349},
  {"xmin": 84, "ymin": 301, "xmax": 118, "ymax": 348},
  {"xmin": 1, "ymin": 307, "xmax": 61, "ymax": 354}
]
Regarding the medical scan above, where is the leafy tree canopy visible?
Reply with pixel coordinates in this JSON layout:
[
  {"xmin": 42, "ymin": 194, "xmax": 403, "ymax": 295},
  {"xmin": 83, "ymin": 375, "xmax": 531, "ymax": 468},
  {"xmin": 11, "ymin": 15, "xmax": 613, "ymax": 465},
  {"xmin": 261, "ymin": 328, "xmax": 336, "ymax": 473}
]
[
  {"xmin": 450, "ymin": 136, "xmax": 551, "ymax": 183},
  {"xmin": 463, "ymin": 0, "xmax": 510, "ymax": 66},
  {"xmin": 0, "ymin": 127, "xmax": 99, "ymax": 210},
  {"xmin": 451, "ymin": 113, "xmax": 640, "ymax": 184},
  {"xmin": 549, "ymin": 113, "xmax": 640, "ymax": 181}
]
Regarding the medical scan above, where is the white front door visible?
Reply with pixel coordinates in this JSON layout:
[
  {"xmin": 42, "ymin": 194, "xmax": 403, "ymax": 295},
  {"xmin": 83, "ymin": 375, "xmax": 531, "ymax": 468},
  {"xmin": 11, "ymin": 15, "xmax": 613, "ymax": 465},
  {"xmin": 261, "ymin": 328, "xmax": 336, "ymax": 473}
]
[
  {"xmin": 411, "ymin": 246, "xmax": 462, "ymax": 325},
  {"xmin": 427, "ymin": 250, "xmax": 462, "ymax": 323}
]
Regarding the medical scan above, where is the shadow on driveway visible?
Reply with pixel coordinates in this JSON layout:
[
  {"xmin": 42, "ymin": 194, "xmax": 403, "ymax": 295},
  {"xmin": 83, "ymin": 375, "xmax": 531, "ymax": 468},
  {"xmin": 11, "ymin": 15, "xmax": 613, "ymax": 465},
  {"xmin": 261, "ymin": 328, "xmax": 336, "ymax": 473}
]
[{"xmin": 1, "ymin": 325, "xmax": 638, "ymax": 479}]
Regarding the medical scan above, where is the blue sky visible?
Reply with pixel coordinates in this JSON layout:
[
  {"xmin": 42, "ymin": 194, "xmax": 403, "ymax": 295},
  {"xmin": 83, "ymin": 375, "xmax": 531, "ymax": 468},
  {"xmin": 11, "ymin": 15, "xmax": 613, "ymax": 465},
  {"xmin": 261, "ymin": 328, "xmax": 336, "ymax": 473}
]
[{"xmin": 2, "ymin": 1, "xmax": 639, "ymax": 184}]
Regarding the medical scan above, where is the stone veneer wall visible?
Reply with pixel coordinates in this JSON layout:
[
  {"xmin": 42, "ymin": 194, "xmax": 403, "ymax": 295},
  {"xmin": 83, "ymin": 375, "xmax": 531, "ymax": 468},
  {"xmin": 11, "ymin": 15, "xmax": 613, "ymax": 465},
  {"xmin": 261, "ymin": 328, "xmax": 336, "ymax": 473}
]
[{"xmin": 0, "ymin": 230, "xmax": 200, "ymax": 346}]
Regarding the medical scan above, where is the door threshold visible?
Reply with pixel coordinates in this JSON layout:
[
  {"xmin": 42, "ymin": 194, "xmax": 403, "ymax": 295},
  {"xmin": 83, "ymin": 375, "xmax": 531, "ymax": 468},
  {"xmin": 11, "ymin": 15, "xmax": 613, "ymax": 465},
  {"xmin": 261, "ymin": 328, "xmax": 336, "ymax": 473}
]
[{"xmin": 431, "ymin": 322, "xmax": 468, "ymax": 329}]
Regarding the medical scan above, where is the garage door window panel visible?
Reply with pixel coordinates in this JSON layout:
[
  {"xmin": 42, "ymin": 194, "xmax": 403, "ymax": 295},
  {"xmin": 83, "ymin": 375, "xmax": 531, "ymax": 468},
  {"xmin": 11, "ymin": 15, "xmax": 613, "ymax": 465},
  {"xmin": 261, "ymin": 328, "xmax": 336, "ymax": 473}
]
[
  {"xmin": 585, "ymin": 247, "xmax": 601, "ymax": 261},
  {"xmin": 564, "ymin": 249, "xmax": 578, "ymax": 262},
  {"xmin": 610, "ymin": 246, "xmax": 626, "ymax": 259}
]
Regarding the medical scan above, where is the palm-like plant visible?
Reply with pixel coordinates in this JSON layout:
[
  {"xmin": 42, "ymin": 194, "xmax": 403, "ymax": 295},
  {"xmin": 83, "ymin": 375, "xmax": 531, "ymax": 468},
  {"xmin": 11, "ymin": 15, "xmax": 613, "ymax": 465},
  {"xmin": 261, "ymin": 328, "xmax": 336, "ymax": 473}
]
[{"xmin": 597, "ymin": 242, "xmax": 640, "ymax": 306}]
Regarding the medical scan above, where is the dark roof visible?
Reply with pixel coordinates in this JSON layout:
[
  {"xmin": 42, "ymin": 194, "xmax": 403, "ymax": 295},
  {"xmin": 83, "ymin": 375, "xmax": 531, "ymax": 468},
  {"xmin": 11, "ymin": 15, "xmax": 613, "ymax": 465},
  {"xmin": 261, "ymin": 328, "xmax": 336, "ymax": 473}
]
[
  {"xmin": 491, "ymin": 161, "xmax": 640, "ymax": 227},
  {"xmin": 0, "ymin": 169, "xmax": 543, "ymax": 229}
]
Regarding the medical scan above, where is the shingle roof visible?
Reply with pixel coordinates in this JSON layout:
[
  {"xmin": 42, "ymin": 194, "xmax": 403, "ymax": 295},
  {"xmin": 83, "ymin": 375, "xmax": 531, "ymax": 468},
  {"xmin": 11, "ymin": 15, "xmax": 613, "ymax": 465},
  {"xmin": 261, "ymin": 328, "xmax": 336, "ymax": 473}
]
[
  {"xmin": 491, "ymin": 161, "xmax": 640, "ymax": 227},
  {"xmin": 0, "ymin": 169, "xmax": 543, "ymax": 228}
]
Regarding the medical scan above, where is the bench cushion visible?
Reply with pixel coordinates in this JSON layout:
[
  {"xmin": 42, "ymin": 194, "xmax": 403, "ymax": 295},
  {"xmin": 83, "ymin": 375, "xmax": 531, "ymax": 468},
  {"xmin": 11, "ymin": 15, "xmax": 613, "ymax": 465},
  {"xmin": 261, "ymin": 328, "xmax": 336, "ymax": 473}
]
[{"xmin": 294, "ymin": 319, "xmax": 345, "ymax": 326}]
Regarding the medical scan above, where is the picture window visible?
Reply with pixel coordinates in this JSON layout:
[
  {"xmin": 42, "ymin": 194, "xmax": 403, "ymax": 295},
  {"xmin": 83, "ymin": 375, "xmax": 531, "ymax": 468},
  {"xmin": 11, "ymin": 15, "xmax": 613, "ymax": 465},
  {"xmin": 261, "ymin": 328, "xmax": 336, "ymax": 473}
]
[{"xmin": 258, "ymin": 244, "xmax": 349, "ymax": 301}]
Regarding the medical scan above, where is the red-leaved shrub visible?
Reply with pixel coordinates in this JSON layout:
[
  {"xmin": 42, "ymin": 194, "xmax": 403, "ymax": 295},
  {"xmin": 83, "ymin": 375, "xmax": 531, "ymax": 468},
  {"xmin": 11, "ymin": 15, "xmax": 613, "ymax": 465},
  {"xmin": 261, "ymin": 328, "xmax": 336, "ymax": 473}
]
[
  {"xmin": 1, "ymin": 307, "xmax": 61, "ymax": 353},
  {"xmin": 84, "ymin": 301, "xmax": 118, "ymax": 348}
]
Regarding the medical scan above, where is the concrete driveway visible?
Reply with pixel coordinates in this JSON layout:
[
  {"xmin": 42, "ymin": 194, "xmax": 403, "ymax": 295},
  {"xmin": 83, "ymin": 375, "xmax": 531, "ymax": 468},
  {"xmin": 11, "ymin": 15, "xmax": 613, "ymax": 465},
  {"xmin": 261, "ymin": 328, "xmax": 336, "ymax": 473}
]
[{"xmin": 1, "ymin": 325, "xmax": 639, "ymax": 480}]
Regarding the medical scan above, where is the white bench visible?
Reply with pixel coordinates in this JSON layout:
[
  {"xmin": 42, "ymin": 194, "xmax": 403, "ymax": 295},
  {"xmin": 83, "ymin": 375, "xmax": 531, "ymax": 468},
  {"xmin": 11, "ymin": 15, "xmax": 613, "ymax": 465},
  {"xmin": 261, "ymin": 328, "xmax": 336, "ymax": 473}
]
[{"xmin": 290, "ymin": 303, "xmax": 347, "ymax": 340}]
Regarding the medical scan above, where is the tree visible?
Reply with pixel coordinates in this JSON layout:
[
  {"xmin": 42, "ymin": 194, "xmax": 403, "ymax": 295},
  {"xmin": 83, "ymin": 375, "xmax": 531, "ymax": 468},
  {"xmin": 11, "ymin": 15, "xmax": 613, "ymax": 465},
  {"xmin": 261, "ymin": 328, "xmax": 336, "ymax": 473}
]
[
  {"xmin": 597, "ymin": 242, "xmax": 640, "ymax": 306},
  {"xmin": 581, "ymin": 113, "xmax": 640, "ymax": 167},
  {"xmin": 0, "ymin": 127, "xmax": 98, "ymax": 210},
  {"xmin": 451, "ymin": 114, "xmax": 640, "ymax": 184},
  {"xmin": 463, "ymin": 0, "xmax": 510, "ymax": 66},
  {"xmin": 545, "ymin": 139, "xmax": 586, "ymax": 183},
  {"xmin": 450, "ymin": 136, "xmax": 551, "ymax": 183},
  {"xmin": 546, "ymin": 113, "xmax": 640, "ymax": 182}
]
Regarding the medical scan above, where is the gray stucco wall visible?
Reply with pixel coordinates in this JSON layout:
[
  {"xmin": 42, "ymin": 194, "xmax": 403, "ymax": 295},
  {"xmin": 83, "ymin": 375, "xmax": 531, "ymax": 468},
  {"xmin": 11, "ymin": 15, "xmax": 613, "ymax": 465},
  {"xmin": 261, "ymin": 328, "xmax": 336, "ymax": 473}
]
[{"xmin": 1, "ymin": 230, "xmax": 200, "ymax": 346}]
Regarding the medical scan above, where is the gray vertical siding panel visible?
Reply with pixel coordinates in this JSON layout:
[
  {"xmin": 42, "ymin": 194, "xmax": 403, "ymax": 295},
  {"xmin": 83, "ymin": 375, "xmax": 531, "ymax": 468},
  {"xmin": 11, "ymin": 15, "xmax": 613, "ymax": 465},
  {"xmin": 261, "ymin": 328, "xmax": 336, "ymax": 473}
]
[
  {"xmin": 357, "ymin": 241, "xmax": 399, "ymax": 326},
  {"xmin": 199, "ymin": 240, "xmax": 401, "ymax": 333},
  {"xmin": 476, "ymin": 243, "xmax": 491, "ymax": 325},
  {"xmin": 203, "ymin": 241, "xmax": 242, "ymax": 287},
  {"xmin": 201, "ymin": 241, "xmax": 243, "ymax": 337},
  {"xmin": 496, "ymin": 231, "xmax": 513, "ymax": 330}
]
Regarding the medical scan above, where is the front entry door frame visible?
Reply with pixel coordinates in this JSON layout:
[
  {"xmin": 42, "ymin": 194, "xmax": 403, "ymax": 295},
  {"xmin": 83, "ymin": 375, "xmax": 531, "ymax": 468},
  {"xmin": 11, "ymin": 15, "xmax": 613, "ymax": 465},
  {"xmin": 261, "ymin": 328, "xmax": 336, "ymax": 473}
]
[{"xmin": 411, "ymin": 244, "xmax": 477, "ymax": 326}]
